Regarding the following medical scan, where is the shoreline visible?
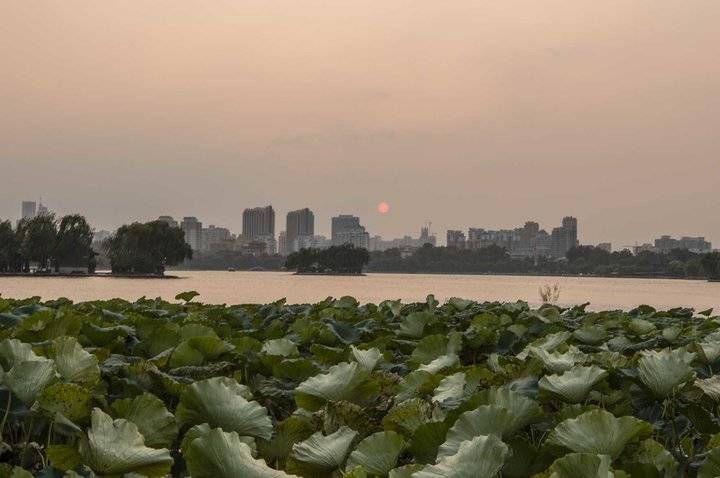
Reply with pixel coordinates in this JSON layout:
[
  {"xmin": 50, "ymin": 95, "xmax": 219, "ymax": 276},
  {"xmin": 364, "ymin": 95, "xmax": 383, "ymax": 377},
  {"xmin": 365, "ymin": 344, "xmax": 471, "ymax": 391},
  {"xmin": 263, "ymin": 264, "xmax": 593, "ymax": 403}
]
[{"xmin": 0, "ymin": 272, "xmax": 180, "ymax": 279}]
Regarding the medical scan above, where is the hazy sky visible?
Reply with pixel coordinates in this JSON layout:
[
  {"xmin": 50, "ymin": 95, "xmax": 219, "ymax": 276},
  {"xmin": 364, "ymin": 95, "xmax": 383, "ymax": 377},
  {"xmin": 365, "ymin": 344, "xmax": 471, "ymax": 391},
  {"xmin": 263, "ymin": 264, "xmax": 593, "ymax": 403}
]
[{"xmin": 2, "ymin": 1, "xmax": 719, "ymax": 247}]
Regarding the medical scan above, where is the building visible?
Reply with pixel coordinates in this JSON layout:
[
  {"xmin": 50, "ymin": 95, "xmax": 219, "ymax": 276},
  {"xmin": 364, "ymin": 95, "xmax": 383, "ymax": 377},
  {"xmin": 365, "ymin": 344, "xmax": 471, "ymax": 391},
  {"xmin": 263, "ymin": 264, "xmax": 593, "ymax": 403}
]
[
  {"xmin": 295, "ymin": 235, "xmax": 331, "ymax": 250},
  {"xmin": 654, "ymin": 235, "xmax": 712, "ymax": 254},
  {"xmin": 369, "ymin": 226, "xmax": 437, "ymax": 252},
  {"xmin": 21, "ymin": 201, "xmax": 36, "ymax": 220},
  {"xmin": 278, "ymin": 231, "xmax": 288, "ymax": 256},
  {"xmin": 551, "ymin": 216, "xmax": 578, "ymax": 258},
  {"xmin": 286, "ymin": 208, "xmax": 314, "ymax": 254},
  {"xmin": 201, "ymin": 225, "xmax": 232, "ymax": 251},
  {"xmin": 181, "ymin": 217, "xmax": 203, "ymax": 250},
  {"xmin": 446, "ymin": 230, "xmax": 466, "ymax": 248},
  {"xmin": 157, "ymin": 216, "xmax": 179, "ymax": 228},
  {"xmin": 596, "ymin": 242, "xmax": 612, "ymax": 253},
  {"xmin": 37, "ymin": 201, "xmax": 50, "ymax": 216},
  {"xmin": 243, "ymin": 206, "xmax": 275, "ymax": 238},
  {"xmin": 331, "ymin": 215, "xmax": 370, "ymax": 249}
]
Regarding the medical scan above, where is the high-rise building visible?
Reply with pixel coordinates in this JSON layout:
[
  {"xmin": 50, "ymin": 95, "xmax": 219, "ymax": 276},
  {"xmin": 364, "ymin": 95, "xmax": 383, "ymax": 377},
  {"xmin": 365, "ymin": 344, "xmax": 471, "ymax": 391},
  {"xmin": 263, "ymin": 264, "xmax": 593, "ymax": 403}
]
[
  {"xmin": 278, "ymin": 231, "xmax": 288, "ymax": 256},
  {"xmin": 21, "ymin": 201, "xmax": 36, "ymax": 220},
  {"xmin": 331, "ymin": 215, "xmax": 369, "ymax": 249},
  {"xmin": 286, "ymin": 208, "xmax": 314, "ymax": 254},
  {"xmin": 243, "ymin": 206, "xmax": 275, "ymax": 238},
  {"xmin": 181, "ymin": 217, "xmax": 203, "ymax": 250},
  {"xmin": 654, "ymin": 235, "xmax": 711, "ymax": 254},
  {"xmin": 37, "ymin": 201, "xmax": 50, "ymax": 217},
  {"xmin": 446, "ymin": 230, "xmax": 466, "ymax": 248},
  {"xmin": 201, "ymin": 225, "xmax": 232, "ymax": 251},
  {"xmin": 157, "ymin": 216, "xmax": 179, "ymax": 228},
  {"xmin": 597, "ymin": 242, "xmax": 612, "ymax": 253},
  {"xmin": 243, "ymin": 206, "xmax": 275, "ymax": 254},
  {"xmin": 551, "ymin": 216, "xmax": 578, "ymax": 258}
]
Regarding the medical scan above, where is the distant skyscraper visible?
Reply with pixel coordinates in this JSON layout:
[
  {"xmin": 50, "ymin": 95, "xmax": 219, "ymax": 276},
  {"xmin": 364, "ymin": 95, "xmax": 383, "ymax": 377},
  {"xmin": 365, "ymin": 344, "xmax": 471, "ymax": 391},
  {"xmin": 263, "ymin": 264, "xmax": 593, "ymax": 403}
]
[
  {"xmin": 446, "ymin": 230, "xmax": 466, "ymax": 248},
  {"xmin": 278, "ymin": 231, "xmax": 288, "ymax": 256},
  {"xmin": 243, "ymin": 206, "xmax": 275, "ymax": 238},
  {"xmin": 331, "ymin": 215, "xmax": 369, "ymax": 249},
  {"xmin": 37, "ymin": 201, "xmax": 50, "ymax": 216},
  {"xmin": 286, "ymin": 208, "xmax": 314, "ymax": 254},
  {"xmin": 21, "ymin": 201, "xmax": 36, "ymax": 220},
  {"xmin": 201, "ymin": 225, "xmax": 232, "ymax": 251},
  {"xmin": 551, "ymin": 216, "xmax": 579, "ymax": 258},
  {"xmin": 181, "ymin": 216, "xmax": 203, "ymax": 250}
]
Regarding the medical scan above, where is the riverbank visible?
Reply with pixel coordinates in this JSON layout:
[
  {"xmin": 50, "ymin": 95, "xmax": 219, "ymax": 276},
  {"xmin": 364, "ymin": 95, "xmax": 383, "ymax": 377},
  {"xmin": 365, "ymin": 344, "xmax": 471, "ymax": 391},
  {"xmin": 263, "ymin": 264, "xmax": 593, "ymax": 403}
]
[
  {"xmin": 293, "ymin": 271, "xmax": 366, "ymax": 276},
  {"xmin": 0, "ymin": 272, "xmax": 180, "ymax": 279}
]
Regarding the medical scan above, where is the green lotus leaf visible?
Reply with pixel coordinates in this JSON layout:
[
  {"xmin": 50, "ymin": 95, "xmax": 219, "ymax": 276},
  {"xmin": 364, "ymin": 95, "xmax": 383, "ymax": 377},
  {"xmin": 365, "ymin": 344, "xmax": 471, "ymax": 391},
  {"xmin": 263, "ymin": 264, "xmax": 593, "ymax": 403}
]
[
  {"xmin": 351, "ymin": 346, "xmax": 383, "ymax": 371},
  {"xmin": 396, "ymin": 371, "xmax": 439, "ymax": 402},
  {"xmin": 398, "ymin": 312, "xmax": 435, "ymax": 338},
  {"xmin": 696, "ymin": 376, "xmax": 720, "ymax": 401},
  {"xmin": 5, "ymin": 358, "xmax": 57, "ymax": 404},
  {"xmin": 295, "ymin": 362, "xmax": 376, "ymax": 410},
  {"xmin": 382, "ymin": 398, "xmax": 445, "ymax": 436},
  {"xmin": 111, "ymin": 392, "xmax": 178, "ymax": 448},
  {"xmin": 38, "ymin": 382, "xmax": 92, "ymax": 423},
  {"xmin": 517, "ymin": 331, "xmax": 572, "ymax": 360},
  {"xmin": 411, "ymin": 333, "xmax": 462, "ymax": 368},
  {"xmin": 290, "ymin": 426, "xmax": 357, "ymax": 471},
  {"xmin": 432, "ymin": 372, "xmax": 466, "ymax": 403},
  {"xmin": 417, "ymin": 354, "xmax": 459, "ymax": 374},
  {"xmin": 573, "ymin": 326, "xmax": 608, "ymax": 345},
  {"xmin": 52, "ymin": 337, "xmax": 100, "ymax": 385},
  {"xmin": 539, "ymin": 366, "xmax": 608, "ymax": 403},
  {"xmin": 262, "ymin": 338, "xmax": 300, "ymax": 357},
  {"xmin": 637, "ymin": 348, "xmax": 696, "ymax": 397},
  {"xmin": 78, "ymin": 408, "xmax": 173, "ymax": 477},
  {"xmin": 628, "ymin": 318, "xmax": 655, "ymax": 335},
  {"xmin": 438, "ymin": 405, "xmax": 513, "ymax": 457},
  {"xmin": 546, "ymin": 453, "xmax": 614, "ymax": 478},
  {"xmin": 628, "ymin": 438, "xmax": 677, "ymax": 478},
  {"xmin": 447, "ymin": 298, "xmax": 474, "ymax": 311},
  {"xmin": 272, "ymin": 358, "xmax": 320, "ymax": 381},
  {"xmin": 530, "ymin": 346, "xmax": 586, "ymax": 373},
  {"xmin": 389, "ymin": 465, "xmax": 425, "ymax": 478},
  {"xmin": 346, "ymin": 431, "xmax": 406, "ymax": 476},
  {"xmin": 696, "ymin": 341, "xmax": 720, "ymax": 364},
  {"xmin": 414, "ymin": 434, "xmax": 509, "ymax": 478},
  {"xmin": 258, "ymin": 415, "xmax": 317, "ymax": 467},
  {"xmin": 175, "ymin": 290, "xmax": 200, "ymax": 302},
  {"xmin": 699, "ymin": 446, "xmax": 720, "ymax": 478},
  {"xmin": 548, "ymin": 409, "xmax": 653, "ymax": 458},
  {"xmin": 592, "ymin": 351, "xmax": 630, "ymax": 370},
  {"xmin": 473, "ymin": 387, "xmax": 543, "ymax": 434},
  {"xmin": 185, "ymin": 427, "xmax": 296, "ymax": 478},
  {"xmin": 409, "ymin": 421, "xmax": 450, "ymax": 464},
  {"xmin": 176, "ymin": 376, "xmax": 273, "ymax": 440},
  {"xmin": 169, "ymin": 336, "xmax": 232, "ymax": 368},
  {"xmin": 181, "ymin": 423, "xmax": 257, "ymax": 457},
  {"xmin": 0, "ymin": 338, "xmax": 40, "ymax": 370}
]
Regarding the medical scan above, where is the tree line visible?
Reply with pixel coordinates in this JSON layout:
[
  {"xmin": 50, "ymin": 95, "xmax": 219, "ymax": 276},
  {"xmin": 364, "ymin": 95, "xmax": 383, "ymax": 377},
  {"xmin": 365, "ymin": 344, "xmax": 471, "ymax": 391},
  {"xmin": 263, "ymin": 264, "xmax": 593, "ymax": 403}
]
[
  {"xmin": 367, "ymin": 243, "xmax": 720, "ymax": 279},
  {"xmin": 0, "ymin": 215, "xmax": 192, "ymax": 275},
  {"xmin": 285, "ymin": 243, "xmax": 370, "ymax": 274}
]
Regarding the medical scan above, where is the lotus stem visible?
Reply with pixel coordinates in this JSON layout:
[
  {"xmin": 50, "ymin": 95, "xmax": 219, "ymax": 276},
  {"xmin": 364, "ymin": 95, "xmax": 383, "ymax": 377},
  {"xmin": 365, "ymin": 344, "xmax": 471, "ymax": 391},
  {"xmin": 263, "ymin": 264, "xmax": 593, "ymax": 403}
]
[{"xmin": 0, "ymin": 393, "xmax": 11, "ymax": 441}]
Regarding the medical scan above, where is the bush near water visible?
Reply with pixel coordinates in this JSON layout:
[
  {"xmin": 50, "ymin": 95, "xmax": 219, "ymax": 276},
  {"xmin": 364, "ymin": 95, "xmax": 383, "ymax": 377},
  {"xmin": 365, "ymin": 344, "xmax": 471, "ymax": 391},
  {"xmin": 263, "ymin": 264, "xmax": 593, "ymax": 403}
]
[{"xmin": 1, "ymin": 293, "xmax": 720, "ymax": 477}]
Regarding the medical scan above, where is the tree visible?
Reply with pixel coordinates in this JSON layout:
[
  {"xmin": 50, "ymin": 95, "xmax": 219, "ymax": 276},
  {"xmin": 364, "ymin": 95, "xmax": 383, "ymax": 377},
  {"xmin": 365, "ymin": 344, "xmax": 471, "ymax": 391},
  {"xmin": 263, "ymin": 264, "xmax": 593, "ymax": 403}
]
[
  {"xmin": 286, "ymin": 244, "xmax": 369, "ymax": 274},
  {"xmin": 104, "ymin": 220, "xmax": 192, "ymax": 275},
  {"xmin": 0, "ymin": 220, "xmax": 20, "ymax": 272},
  {"xmin": 55, "ymin": 214, "xmax": 94, "ymax": 272},
  {"xmin": 17, "ymin": 214, "xmax": 57, "ymax": 272},
  {"xmin": 701, "ymin": 252, "xmax": 720, "ymax": 280}
]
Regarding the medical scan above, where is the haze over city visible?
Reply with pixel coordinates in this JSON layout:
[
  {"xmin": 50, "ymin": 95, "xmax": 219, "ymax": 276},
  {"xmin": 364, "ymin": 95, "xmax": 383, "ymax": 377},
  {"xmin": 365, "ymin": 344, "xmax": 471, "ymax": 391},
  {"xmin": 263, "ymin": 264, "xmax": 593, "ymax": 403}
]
[{"xmin": 2, "ymin": 1, "xmax": 719, "ymax": 247}]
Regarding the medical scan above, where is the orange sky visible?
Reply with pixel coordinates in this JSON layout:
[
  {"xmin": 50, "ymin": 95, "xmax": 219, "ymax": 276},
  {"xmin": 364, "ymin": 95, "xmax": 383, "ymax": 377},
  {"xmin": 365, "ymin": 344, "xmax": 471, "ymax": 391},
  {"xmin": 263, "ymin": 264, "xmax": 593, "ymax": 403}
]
[{"xmin": 1, "ymin": 1, "xmax": 719, "ymax": 246}]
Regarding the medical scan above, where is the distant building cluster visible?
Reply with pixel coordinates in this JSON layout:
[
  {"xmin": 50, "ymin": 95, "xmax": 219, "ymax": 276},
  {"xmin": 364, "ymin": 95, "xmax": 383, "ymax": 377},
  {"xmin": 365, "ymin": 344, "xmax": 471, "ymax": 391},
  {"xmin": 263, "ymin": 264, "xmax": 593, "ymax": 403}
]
[
  {"xmin": 370, "ymin": 226, "xmax": 437, "ymax": 252},
  {"xmin": 20, "ymin": 200, "xmax": 51, "ymax": 221},
  {"xmin": 630, "ymin": 235, "xmax": 713, "ymax": 255},
  {"xmin": 446, "ymin": 217, "xmax": 578, "ymax": 259}
]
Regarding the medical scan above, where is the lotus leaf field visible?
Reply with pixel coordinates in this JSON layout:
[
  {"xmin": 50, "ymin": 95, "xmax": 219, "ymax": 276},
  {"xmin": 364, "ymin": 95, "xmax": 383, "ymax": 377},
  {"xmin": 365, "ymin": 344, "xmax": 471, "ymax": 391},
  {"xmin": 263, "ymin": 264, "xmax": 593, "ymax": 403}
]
[{"xmin": 2, "ymin": 293, "xmax": 720, "ymax": 477}]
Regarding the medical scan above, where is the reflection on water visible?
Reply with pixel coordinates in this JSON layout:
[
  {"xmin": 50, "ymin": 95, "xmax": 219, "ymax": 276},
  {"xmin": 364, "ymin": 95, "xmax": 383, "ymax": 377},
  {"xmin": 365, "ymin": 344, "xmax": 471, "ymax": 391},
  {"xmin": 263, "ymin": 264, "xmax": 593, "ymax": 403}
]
[{"xmin": 0, "ymin": 271, "xmax": 718, "ymax": 311}]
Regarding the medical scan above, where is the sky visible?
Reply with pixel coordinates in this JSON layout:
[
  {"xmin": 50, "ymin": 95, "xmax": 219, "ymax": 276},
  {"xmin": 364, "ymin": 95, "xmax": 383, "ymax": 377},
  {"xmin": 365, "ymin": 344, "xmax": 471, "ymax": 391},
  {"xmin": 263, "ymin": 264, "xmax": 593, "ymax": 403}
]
[{"xmin": 1, "ymin": 1, "xmax": 719, "ymax": 247}]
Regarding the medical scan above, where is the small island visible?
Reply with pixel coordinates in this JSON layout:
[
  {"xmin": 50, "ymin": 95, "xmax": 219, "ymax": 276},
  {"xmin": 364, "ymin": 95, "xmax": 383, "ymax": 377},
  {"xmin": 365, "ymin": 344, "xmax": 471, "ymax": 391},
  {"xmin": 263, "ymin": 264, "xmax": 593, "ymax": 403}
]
[{"xmin": 285, "ymin": 243, "xmax": 369, "ymax": 275}]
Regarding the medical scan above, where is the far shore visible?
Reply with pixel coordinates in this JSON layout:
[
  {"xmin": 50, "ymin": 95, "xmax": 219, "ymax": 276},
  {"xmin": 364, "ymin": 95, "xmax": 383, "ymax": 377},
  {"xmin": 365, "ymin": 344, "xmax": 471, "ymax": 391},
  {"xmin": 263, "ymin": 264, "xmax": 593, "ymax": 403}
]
[{"xmin": 0, "ymin": 272, "xmax": 180, "ymax": 279}]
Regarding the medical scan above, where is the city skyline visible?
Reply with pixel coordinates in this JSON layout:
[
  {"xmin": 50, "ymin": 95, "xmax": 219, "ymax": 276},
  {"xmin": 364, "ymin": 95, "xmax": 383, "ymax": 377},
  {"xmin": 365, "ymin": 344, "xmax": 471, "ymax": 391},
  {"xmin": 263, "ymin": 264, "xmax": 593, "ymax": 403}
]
[{"xmin": 3, "ymin": 2, "xmax": 720, "ymax": 249}]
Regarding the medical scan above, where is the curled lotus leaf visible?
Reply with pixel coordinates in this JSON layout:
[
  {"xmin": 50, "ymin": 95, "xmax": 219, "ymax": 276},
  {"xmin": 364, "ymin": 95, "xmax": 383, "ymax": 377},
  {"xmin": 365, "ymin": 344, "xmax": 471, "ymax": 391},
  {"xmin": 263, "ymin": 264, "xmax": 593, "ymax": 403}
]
[
  {"xmin": 637, "ymin": 348, "xmax": 696, "ymax": 397},
  {"xmin": 291, "ymin": 426, "xmax": 357, "ymax": 471},
  {"xmin": 438, "ymin": 405, "xmax": 513, "ymax": 458},
  {"xmin": 346, "ymin": 431, "xmax": 406, "ymax": 476},
  {"xmin": 546, "ymin": 453, "xmax": 615, "ymax": 478},
  {"xmin": 351, "ymin": 346, "xmax": 383, "ymax": 371},
  {"xmin": 78, "ymin": 408, "xmax": 173, "ymax": 477},
  {"xmin": 539, "ymin": 366, "xmax": 608, "ymax": 403},
  {"xmin": 5, "ymin": 358, "xmax": 57, "ymax": 404},
  {"xmin": 0, "ymin": 338, "xmax": 40, "ymax": 370},
  {"xmin": 417, "ymin": 354, "xmax": 459, "ymax": 374},
  {"xmin": 52, "ymin": 336, "xmax": 100, "ymax": 385},
  {"xmin": 261, "ymin": 338, "xmax": 300, "ymax": 357},
  {"xmin": 548, "ymin": 409, "xmax": 653, "ymax": 459},
  {"xmin": 414, "ymin": 434, "xmax": 509, "ymax": 478},
  {"xmin": 517, "ymin": 332, "xmax": 572, "ymax": 360},
  {"xmin": 432, "ymin": 372, "xmax": 466, "ymax": 403},
  {"xmin": 111, "ymin": 392, "xmax": 178, "ymax": 448},
  {"xmin": 176, "ymin": 376, "xmax": 272, "ymax": 440},
  {"xmin": 530, "ymin": 346, "xmax": 586, "ymax": 373},
  {"xmin": 473, "ymin": 387, "xmax": 542, "ymax": 434},
  {"xmin": 696, "ymin": 376, "xmax": 720, "ymax": 401},
  {"xmin": 295, "ymin": 362, "xmax": 375, "ymax": 410},
  {"xmin": 185, "ymin": 427, "xmax": 297, "ymax": 478}
]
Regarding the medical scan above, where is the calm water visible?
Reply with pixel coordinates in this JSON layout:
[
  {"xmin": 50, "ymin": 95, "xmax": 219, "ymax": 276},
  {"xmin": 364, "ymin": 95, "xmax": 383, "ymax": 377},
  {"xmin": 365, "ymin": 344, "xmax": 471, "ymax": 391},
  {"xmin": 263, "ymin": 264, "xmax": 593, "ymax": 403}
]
[{"xmin": 0, "ymin": 271, "xmax": 718, "ymax": 311}]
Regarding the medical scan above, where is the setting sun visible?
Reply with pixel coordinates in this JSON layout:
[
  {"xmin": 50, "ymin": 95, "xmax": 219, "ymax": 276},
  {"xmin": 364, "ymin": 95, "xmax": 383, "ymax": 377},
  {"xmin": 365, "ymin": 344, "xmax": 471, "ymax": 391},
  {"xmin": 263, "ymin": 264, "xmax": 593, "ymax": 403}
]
[{"xmin": 377, "ymin": 201, "xmax": 390, "ymax": 214}]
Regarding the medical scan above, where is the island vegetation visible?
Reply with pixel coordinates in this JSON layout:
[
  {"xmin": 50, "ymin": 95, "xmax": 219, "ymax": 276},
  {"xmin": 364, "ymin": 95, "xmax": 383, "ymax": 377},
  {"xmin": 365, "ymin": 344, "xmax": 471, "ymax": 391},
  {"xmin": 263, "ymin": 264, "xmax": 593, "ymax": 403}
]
[
  {"xmin": 285, "ymin": 244, "xmax": 370, "ymax": 274},
  {"xmin": 1, "ymin": 294, "xmax": 720, "ymax": 476}
]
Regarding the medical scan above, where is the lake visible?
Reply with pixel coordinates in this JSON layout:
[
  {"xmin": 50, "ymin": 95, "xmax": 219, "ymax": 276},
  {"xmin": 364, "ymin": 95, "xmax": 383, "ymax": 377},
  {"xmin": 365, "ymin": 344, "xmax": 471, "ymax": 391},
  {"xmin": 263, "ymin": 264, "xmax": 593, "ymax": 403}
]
[{"xmin": 1, "ymin": 271, "xmax": 718, "ymax": 311}]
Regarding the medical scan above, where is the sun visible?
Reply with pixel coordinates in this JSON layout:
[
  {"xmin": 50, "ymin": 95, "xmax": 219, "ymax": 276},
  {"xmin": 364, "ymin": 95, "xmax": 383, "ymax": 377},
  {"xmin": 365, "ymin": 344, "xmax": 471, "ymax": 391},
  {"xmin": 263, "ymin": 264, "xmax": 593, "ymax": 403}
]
[{"xmin": 377, "ymin": 201, "xmax": 390, "ymax": 214}]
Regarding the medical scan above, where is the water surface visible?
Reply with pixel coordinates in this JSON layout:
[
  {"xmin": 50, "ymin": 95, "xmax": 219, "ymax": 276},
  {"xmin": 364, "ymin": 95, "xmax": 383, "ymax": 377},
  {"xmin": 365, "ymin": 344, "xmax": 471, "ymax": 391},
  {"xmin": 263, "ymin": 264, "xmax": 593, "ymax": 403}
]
[{"xmin": 1, "ymin": 271, "xmax": 718, "ymax": 311}]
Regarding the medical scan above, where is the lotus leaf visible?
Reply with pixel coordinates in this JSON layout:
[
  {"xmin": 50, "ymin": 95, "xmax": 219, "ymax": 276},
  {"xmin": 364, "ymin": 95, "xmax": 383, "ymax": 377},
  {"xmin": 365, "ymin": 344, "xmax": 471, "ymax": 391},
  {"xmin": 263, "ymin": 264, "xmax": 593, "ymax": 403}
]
[
  {"xmin": 637, "ymin": 348, "xmax": 696, "ymax": 397},
  {"xmin": 346, "ymin": 431, "xmax": 406, "ymax": 476},
  {"xmin": 539, "ymin": 366, "xmax": 608, "ymax": 403},
  {"xmin": 414, "ymin": 434, "xmax": 509, "ymax": 478}
]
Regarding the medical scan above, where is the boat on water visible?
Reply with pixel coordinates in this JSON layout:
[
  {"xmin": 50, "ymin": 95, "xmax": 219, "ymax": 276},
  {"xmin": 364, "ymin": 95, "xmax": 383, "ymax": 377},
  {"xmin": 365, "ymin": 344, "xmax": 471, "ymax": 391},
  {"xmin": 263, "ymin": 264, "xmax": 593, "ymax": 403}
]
[{"xmin": 227, "ymin": 267, "xmax": 236, "ymax": 272}]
